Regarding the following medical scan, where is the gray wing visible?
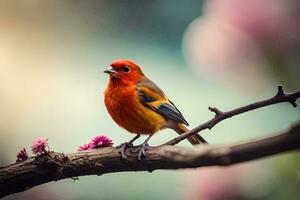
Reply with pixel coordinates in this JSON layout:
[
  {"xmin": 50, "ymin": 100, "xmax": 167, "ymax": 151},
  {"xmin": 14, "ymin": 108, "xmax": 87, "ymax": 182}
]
[{"xmin": 137, "ymin": 77, "xmax": 189, "ymax": 126}]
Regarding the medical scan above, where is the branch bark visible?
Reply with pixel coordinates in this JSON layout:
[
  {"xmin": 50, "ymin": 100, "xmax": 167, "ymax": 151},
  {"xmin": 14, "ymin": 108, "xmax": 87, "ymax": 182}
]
[
  {"xmin": 0, "ymin": 86, "xmax": 299, "ymax": 198},
  {"xmin": 165, "ymin": 86, "xmax": 300, "ymax": 145},
  {"xmin": 1, "ymin": 122, "xmax": 300, "ymax": 198}
]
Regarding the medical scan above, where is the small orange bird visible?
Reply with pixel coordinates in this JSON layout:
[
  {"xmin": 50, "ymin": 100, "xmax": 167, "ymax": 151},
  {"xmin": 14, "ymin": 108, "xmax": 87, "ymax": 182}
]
[{"xmin": 104, "ymin": 59, "xmax": 207, "ymax": 159}]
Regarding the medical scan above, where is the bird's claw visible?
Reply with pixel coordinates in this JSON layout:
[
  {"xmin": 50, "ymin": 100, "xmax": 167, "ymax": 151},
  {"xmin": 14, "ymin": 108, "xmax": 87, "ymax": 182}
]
[
  {"xmin": 117, "ymin": 142, "xmax": 133, "ymax": 159},
  {"xmin": 131, "ymin": 143, "xmax": 149, "ymax": 160}
]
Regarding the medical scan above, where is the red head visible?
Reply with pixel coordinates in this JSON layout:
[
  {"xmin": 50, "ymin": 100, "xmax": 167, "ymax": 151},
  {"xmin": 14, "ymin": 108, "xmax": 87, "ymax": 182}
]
[{"xmin": 104, "ymin": 59, "xmax": 144, "ymax": 85}]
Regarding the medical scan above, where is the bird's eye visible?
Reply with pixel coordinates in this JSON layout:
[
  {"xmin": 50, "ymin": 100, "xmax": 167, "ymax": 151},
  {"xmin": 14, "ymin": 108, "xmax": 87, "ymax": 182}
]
[{"xmin": 123, "ymin": 66, "xmax": 130, "ymax": 73}]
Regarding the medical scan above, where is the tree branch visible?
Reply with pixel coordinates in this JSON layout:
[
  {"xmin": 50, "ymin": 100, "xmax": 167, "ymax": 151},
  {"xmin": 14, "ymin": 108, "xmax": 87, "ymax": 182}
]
[
  {"xmin": 165, "ymin": 86, "xmax": 300, "ymax": 145},
  {"xmin": 1, "ymin": 121, "xmax": 300, "ymax": 198},
  {"xmin": 1, "ymin": 86, "xmax": 299, "ymax": 198}
]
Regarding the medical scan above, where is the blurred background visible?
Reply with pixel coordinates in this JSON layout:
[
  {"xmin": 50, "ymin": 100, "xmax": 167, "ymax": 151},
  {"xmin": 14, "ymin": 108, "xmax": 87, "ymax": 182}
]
[{"xmin": 1, "ymin": 0, "xmax": 300, "ymax": 199}]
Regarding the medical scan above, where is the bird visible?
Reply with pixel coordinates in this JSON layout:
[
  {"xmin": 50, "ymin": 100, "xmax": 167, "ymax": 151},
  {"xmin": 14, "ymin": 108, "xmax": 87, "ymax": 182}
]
[{"xmin": 104, "ymin": 59, "xmax": 207, "ymax": 160}]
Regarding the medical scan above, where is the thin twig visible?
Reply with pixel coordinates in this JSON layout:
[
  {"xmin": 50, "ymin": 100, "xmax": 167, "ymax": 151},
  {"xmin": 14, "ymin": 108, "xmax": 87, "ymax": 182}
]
[
  {"xmin": 165, "ymin": 86, "xmax": 300, "ymax": 145},
  {"xmin": 1, "ymin": 121, "xmax": 300, "ymax": 198}
]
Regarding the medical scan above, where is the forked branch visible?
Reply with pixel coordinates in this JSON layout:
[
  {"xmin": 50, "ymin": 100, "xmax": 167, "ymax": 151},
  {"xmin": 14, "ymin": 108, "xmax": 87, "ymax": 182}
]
[
  {"xmin": 0, "ymin": 86, "xmax": 299, "ymax": 198},
  {"xmin": 1, "ymin": 121, "xmax": 300, "ymax": 198},
  {"xmin": 165, "ymin": 86, "xmax": 300, "ymax": 145}
]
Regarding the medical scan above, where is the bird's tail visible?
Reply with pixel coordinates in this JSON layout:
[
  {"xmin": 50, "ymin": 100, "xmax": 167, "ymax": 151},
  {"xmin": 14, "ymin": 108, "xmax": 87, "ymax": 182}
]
[{"xmin": 175, "ymin": 123, "xmax": 207, "ymax": 145}]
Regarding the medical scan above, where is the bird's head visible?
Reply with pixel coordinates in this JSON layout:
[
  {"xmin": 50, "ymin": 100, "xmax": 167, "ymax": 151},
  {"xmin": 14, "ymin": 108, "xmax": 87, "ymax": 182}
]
[{"xmin": 104, "ymin": 59, "xmax": 144, "ymax": 84}]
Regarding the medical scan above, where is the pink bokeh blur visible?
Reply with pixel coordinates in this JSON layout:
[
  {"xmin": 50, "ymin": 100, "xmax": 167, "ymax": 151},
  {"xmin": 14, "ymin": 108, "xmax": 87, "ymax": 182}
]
[{"xmin": 183, "ymin": 0, "xmax": 300, "ymax": 91}]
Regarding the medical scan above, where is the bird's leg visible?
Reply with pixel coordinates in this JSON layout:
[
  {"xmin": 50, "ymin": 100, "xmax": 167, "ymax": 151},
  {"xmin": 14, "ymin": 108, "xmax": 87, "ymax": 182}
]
[
  {"xmin": 117, "ymin": 134, "xmax": 140, "ymax": 159},
  {"xmin": 131, "ymin": 134, "xmax": 153, "ymax": 160}
]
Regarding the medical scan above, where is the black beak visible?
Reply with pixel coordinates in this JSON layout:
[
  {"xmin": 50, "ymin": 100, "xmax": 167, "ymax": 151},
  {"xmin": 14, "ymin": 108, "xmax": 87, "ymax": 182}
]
[{"xmin": 104, "ymin": 68, "xmax": 116, "ymax": 75}]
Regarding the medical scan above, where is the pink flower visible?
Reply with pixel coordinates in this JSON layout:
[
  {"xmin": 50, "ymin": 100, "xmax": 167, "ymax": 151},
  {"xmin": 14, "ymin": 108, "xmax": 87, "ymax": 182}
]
[
  {"xmin": 16, "ymin": 148, "xmax": 28, "ymax": 162},
  {"xmin": 31, "ymin": 137, "xmax": 48, "ymax": 155},
  {"xmin": 89, "ymin": 135, "xmax": 113, "ymax": 149},
  {"xmin": 77, "ymin": 143, "xmax": 92, "ymax": 151}
]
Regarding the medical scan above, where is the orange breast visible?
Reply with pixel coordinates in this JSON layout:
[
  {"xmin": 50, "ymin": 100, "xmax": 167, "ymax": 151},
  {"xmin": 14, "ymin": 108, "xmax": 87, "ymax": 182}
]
[{"xmin": 104, "ymin": 85, "xmax": 166, "ymax": 135}]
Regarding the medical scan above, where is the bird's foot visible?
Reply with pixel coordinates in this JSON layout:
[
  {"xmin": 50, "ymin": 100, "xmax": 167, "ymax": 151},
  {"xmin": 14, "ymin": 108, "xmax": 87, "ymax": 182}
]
[
  {"xmin": 117, "ymin": 142, "xmax": 134, "ymax": 159},
  {"xmin": 131, "ymin": 142, "xmax": 150, "ymax": 160}
]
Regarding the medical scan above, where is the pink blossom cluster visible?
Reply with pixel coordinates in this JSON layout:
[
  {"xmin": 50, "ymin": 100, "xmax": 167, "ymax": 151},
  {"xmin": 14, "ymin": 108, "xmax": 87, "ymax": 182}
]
[
  {"xmin": 16, "ymin": 148, "xmax": 28, "ymax": 161},
  {"xmin": 31, "ymin": 137, "xmax": 49, "ymax": 155},
  {"xmin": 78, "ymin": 135, "xmax": 113, "ymax": 151},
  {"xmin": 16, "ymin": 137, "xmax": 49, "ymax": 162},
  {"xmin": 16, "ymin": 135, "xmax": 113, "ymax": 162}
]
